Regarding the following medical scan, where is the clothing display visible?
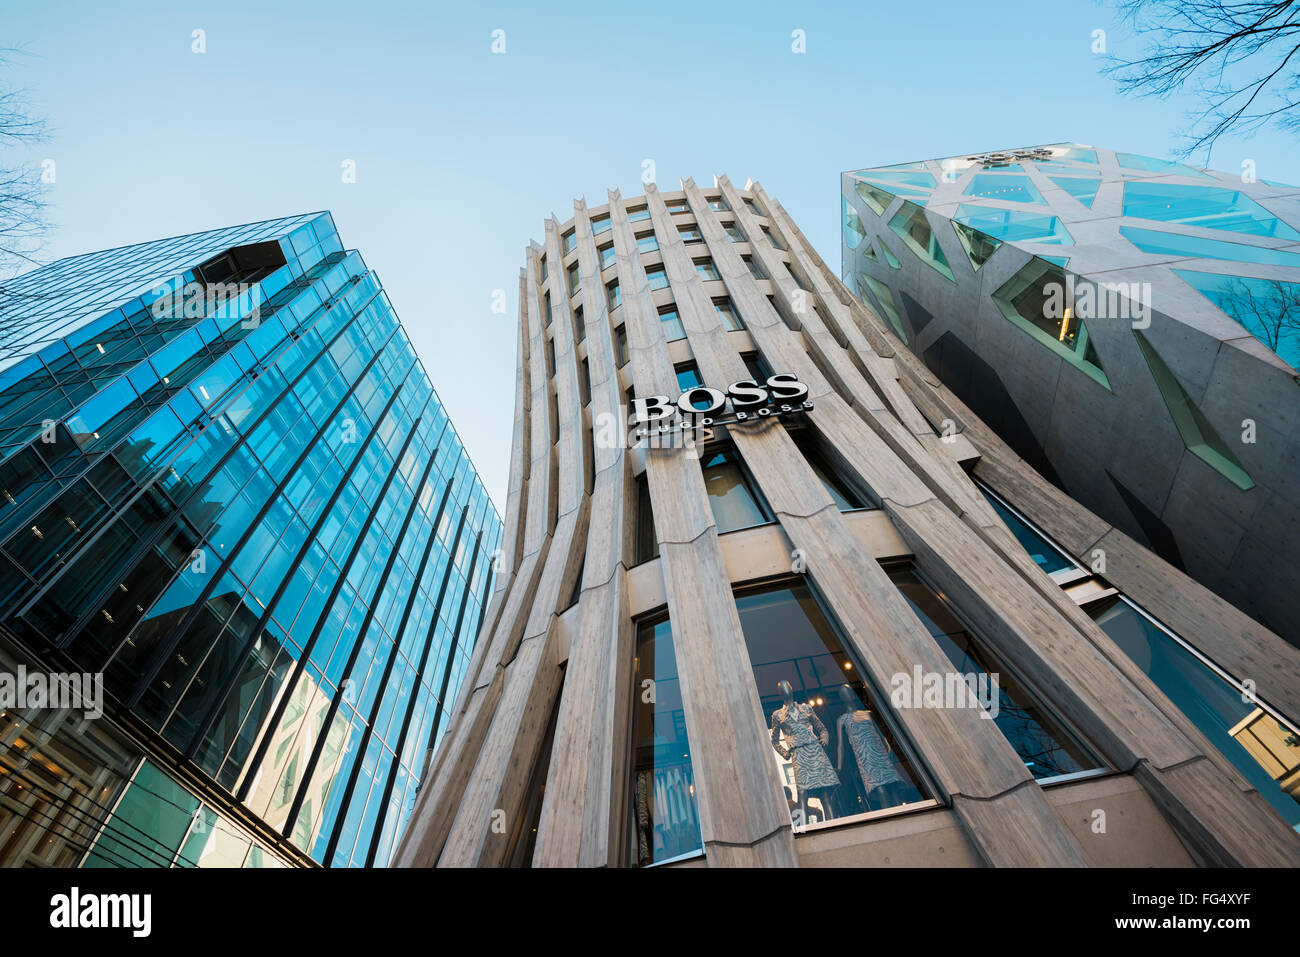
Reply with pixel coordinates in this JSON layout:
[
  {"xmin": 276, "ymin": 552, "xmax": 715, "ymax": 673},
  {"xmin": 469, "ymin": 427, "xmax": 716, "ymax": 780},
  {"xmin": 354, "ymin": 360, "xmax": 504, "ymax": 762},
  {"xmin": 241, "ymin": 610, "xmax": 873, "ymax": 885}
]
[
  {"xmin": 770, "ymin": 701, "xmax": 840, "ymax": 791},
  {"xmin": 634, "ymin": 770, "xmax": 651, "ymax": 866},
  {"xmin": 837, "ymin": 710, "xmax": 903, "ymax": 790},
  {"xmin": 634, "ymin": 764, "xmax": 699, "ymax": 864}
]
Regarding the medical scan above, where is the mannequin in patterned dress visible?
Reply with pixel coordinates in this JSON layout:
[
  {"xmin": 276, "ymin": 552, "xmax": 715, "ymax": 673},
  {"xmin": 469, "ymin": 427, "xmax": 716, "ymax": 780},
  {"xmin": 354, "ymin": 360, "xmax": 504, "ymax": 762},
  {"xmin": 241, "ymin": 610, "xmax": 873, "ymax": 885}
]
[
  {"xmin": 835, "ymin": 684, "xmax": 907, "ymax": 811},
  {"xmin": 769, "ymin": 680, "xmax": 839, "ymax": 824}
]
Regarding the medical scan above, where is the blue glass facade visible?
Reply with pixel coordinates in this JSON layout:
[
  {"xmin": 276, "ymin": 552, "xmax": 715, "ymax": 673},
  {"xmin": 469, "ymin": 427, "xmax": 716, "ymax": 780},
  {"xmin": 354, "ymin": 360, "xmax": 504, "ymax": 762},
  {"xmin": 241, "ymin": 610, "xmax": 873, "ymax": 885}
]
[{"xmin": 0, "ymin": 213, "xmax": 501, "ymax": 867}]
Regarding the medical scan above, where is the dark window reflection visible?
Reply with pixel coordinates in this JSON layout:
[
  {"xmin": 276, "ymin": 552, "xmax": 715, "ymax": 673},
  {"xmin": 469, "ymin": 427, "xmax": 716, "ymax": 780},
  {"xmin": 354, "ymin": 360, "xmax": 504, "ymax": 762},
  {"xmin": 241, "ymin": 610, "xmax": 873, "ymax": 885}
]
[
  {"xmin": 1089, "ymin": 595, "xmax": 1299, "ymax": 830},
  {"xmin": 700, "ymin": 443, "xmax": 771, "ymax": 533},
  {"xmin": 629, "ymin": 617, "xmax": 702, "ymax": 865},
  {"xmin": 889, "ymin": 564, "xmax": 1099, "ymax": 779},
  {"xmin": 979, "ymin": 485, "xmax": 1075, "ymax": 575}
]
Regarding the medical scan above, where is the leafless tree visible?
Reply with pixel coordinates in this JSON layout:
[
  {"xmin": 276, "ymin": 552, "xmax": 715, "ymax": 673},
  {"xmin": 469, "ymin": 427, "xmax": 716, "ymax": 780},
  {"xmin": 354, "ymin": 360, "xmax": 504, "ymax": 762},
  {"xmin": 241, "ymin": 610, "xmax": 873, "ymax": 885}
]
[
  {"xmin": 1104, "ymin": 1, "xmax": 1300, "ymax": 159},
  {"xmin": 1216, "ymin": 275, "xmax": 1300, "ymax": 361},
  {"xmin": 0, "ymin": 51, "xmax": 49, "ymax": 280}
]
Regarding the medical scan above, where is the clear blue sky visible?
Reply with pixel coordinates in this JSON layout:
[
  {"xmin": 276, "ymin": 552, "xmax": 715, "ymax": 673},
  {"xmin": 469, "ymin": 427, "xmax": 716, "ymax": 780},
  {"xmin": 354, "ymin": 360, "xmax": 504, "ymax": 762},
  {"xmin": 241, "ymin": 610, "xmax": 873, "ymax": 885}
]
[{"xmin": 7, "ymin": 0, "xmax": 1300, "ymax": 506}]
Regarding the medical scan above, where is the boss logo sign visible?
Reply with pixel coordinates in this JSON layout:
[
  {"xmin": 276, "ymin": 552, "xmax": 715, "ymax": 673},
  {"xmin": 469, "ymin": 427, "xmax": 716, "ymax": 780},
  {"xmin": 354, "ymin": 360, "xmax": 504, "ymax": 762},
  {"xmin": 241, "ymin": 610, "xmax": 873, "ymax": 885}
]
[{"xmin": 631, "ymin": 372, "xmax": 812, "ymax": 439}]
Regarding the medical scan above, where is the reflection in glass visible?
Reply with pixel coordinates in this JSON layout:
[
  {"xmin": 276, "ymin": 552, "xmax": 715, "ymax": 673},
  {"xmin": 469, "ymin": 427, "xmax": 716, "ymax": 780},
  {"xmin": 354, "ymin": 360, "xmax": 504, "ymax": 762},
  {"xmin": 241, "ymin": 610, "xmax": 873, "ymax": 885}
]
[
  {"xmin": 1174, "ymin": 268, "xmax": 1300, "ymax": 369},
  {"xmin": 790, "ymin": 427, "xmax": 876, "ymax": 511},
  {"xmin": 843, "ymin": 197, "xmax": 865, "ymax": 249},
  {"xmin": 1087, "ymin": 596, "xmax": 1299, "ymax": 832},
  {"xmin": 963, "ymin": 173, "xmax": 1045, "ymax": 205},
  {"xmin": 888, "ymin": 202, "xmax": 956, "ymax": 282},
  {"xmin": 700, "ymin": 444, "xmax": 771, "ymax": 533},
  {"xmin": 1122, "ymin": 182, "xmax": 1300, "ymax": 239},
  {"xmin": 735, "ymin": 582, "xmax": 927, "ymax": 827},
  {"xmin": 1050, "ymin": 176, "xmax": 1101, "ymax": 208},
  {"xmin": 990, "ymin": 258, "xmax": 1109, "ymax": 388},
  {"xmin": 953, "ymin": 205, "xmax": 1074, "ymax": 245},
  {"xmin": 979, "ymin": 485, "xmax": 1075, "ymax": 574},
  {"xmin": 855, "ymin": 181, "xmax": 896, "ymax": 215},
  {"xmin": 952, "ymin": 220, "xmax": 1002, "ymax": 272},
  {"xmin": 629, "ymin": 617, "xmax": 703, "ymax": 866},
  {"xmin": 858, "ymin": 272, "xmax": 908, "ymax": 342},
  {"xmin": 888, "ymin": 565, "xmax": 1100, "ymax": 780},
  {"xmin": 1123, "ymin": 225, "xmax": 1300, "ymax": 269}
]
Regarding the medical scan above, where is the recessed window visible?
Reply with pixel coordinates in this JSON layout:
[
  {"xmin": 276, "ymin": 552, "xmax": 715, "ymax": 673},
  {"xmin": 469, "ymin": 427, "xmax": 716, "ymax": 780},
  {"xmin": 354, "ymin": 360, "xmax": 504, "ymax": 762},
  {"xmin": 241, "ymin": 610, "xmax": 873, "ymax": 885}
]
[
  {"xmin": 735, "ymin": 580, "xmax": 931, "ymax": 827},
  {"xmin": 664, "ymin": 198, "xmax": 689, "ymax": 213},
  {"xmin": 953, "ymin": 205, "xmax": 1073, "ymax": 247},
  {"xmin": 539, "ymin": 256, "xmax": 548, "ymax": 281},
  {"xmin": 646, "ymin": 267, "xmax": 669, "ymax": 291},
  {"xmin": 789, "ymin": 427, "xmax": 876, "ymax": 511},
  {"xmin": 1122, "ymin": 181, "xmax": 1300, "ymax": 240},
  {"xmin": 784, "ymin": 261, "xmax": 806, "ymax": 290},
  {"xmin": 574, "ymin": 305, "xmax": 586, "ymax": 344},
  {"xmin": 743, "ymin": 197, "xmax": 760, "ymax": 213},
  {"xmin": 708, "ymin": 197, "xmax": 730, "ymax": 212},
  {"xmin": 1086, "ymin": 594, "xmax": 1299, "ymax": 832},
  {"xmin": 567, "ymin": 261, "xmax": 581, "ymax": 296},
  {"xmin": 629, "ymin": 614, "xmax": 702, "ymax": 866},
  {"xmin": 545, "ymin": 336, "xmax": 556, "ymax": 378},
  {"xmin": 543, "ymin": 292, "xmax": 552, "ymax": 327},
  {"xmin": 857, "ymin": 272, "xmax": 908, "ymax": 343},
  {"xmin": 762, "ymin": 226, "xmax": 786, "ymax": 251},
  {"xmin": 598, "ymin": 244, "xmax": 616, "ymax": 269},
  {"xmin": 978, "ymin": 484, "xmax": 1075, "ymax": 575},
  {"xmin": 579, "ymin": 356, "xmax": 591, "ymax": 407},
  {"xmin": 675, "ymin": 362, "xmax": 703, "ymax": 397},
  {"xmin": 635, "ymin": 232, "xmax": 659, "ymax": 253},
  {"xmin": 678, "ymin": 226, "xmax": 704, "ymax": 244},
  {"xmin": 607, "ymin": 280, "xmax": 621, "ymax": 311},
  {"xmin": 693, "ymin": 259, "xmax": 720, "ymax": 282},
  {"xmin": 615, "ymin": 325, "xmax": 629, "ymax": 366},
  {"xmin": 713, "ymin": 298, "xmax": 745, "ymax": 332},
  {"xmin": 700, "ymin": 440, "xmax": 772, "ymax": 533},
  {"xmin": 889, "ymin": 202, "xmax": 956, "ymax": 282},
  {"xmin": 563, "ymin": 230, "xmax": 577, "ymax": 254},
  {"xmin": 634, "ymin": 473, "xmax": 659, "ymax": 565},
  {"xmin": 952, "ymin": 220, "xmax": 1002, "ymax": 272},
  {"xmin": 888, "ymin": 564, "xmax": 1102, "ymax": 781},
  {"xmin": 723, "ymin": 223, "xmax": 746, "ymax": 243},
  {"xmin": 658, "ymin": 305, "xmax": 685, "ymax": 342},
  {"xmin": 843, "ymin": 197, "xmax": 866, "ymax": 250},
  {"xmin": 591, "ymin": 214, "xmax": 612, "ymax": 235},
  {"xmin": 1133, "ymin": 329, "xmax": 1251, "ymax": 489},
  {"xmin": 627, "ymin": 206, "xmax": 651, "ymax": 222},
  {"xmin": 742, "ymin": 351, "xmax": 772, "ymax": 384},
  {"xmin": 990, "ymin": 259, "xmax": 1107, "ymax": 389},
  {"xmin": 963, "ymin": 173, "xmax": 1046, "ymax": 205},
  {"xmin": 743, "ymin": 255, "xmax": 766, "ymax": 281}
]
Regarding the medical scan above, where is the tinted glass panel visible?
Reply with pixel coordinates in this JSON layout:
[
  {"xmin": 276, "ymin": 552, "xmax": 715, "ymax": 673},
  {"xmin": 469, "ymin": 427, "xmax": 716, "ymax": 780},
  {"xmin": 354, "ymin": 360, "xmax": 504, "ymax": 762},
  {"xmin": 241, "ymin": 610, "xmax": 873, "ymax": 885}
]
[
  {"xmin": 629, "ymin": 617, "xmax": 703, "ymax": 865},
  {"xmin": 1088, "ymin": 596, "xmax": 1299, "ymax": 831},
  {"xmin": 700, "ymin": 444, "xmax": 769, "ymax": 533},
  {"xmin": 889, "ymin": 565, "xmax": 1100, "ymax": 780}
]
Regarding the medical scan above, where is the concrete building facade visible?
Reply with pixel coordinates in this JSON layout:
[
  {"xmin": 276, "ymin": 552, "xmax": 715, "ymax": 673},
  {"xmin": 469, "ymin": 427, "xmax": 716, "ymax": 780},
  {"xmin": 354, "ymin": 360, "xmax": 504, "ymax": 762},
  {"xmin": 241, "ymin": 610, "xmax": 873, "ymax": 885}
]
[
  {"xmin": 395, "ymin": 178, "xmax": 1300, "ymax": 868},
  {"xmin": 842, "ymin": 144, "xmax": 1300, "ymax": 645}
]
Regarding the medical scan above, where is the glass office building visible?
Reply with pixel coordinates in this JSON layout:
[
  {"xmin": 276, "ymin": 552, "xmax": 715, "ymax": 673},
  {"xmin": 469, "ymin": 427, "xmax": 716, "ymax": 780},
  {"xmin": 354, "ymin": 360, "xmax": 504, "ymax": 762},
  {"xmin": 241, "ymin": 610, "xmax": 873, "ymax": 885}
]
[
  {"xmin": 842, "ymin": 144, "xmax": 1300, "ymax": 646},
  {"xmin": 0, "ymin": 213, "xmax": 501, "ymax": 867}
]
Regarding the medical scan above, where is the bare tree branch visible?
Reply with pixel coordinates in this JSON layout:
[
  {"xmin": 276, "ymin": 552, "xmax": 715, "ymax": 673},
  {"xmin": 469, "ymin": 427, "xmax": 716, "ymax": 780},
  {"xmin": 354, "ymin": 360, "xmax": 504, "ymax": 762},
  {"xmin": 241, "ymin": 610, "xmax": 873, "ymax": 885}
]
[
  {"xmin": 0, "ymin": 48, "xmax": 50, "ymax": 282},
  {"xmin": 1103, "ymin": 1, "xmax": 1300, "ymax": 159}
]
